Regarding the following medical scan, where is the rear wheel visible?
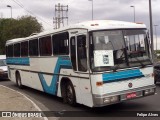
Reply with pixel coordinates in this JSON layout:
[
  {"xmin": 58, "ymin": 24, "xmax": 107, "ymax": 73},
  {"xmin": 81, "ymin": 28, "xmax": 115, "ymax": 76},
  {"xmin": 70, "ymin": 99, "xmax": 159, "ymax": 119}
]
[
  {"xmin": 66, "ymin": 81, "xmax": 76, "ymax": 106},
  {"xmin": 16, "ymin": 72, "xmax": 23, "ymax": 89}
]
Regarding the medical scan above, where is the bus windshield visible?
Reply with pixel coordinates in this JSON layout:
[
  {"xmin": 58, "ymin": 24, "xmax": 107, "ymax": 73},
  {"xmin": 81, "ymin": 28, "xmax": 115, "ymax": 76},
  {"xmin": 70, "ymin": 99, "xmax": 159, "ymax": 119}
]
[{"xmin": 90, "ymin": 29, "xmax": 152, "ymax": 72}]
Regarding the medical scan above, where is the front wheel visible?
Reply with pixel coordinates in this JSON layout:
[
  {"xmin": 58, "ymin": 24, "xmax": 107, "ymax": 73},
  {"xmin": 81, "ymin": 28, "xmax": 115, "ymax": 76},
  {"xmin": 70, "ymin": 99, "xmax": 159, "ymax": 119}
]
[{"xmin": 66, "ymin": 81, "xmax": 76, "ymax": 106}]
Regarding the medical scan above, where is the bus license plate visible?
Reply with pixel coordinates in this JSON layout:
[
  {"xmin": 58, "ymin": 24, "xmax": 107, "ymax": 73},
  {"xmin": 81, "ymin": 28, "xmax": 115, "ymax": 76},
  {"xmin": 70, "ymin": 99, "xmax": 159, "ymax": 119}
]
[{"xmin": 126, "ymin": 92, "xmax": 137, "ymax": 99}]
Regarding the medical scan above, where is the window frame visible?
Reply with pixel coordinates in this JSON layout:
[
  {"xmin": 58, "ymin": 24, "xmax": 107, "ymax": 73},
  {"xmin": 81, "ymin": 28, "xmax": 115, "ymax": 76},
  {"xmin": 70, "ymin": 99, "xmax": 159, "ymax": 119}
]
[
  {"xmin": 52, "ymin": 32, "xmax": 69, "ymax": 55},
  {"xmin": 21, "ymin": 41, "xmax": 29, "ymax": 57},
  {"xmin": 29, "ymin": 38, "xmax": 39, "ymax": 57},
  {"xmin": 76, "ymin": 35, "xmax": 87, "ymax": 72},
  {"xmin": 39, "ymin": 35, "xmax": 52, "ymax": 56},
  {"xmin": 6, "ymin": 45, "xmax": 14, "ymax": 57},
  {"xmin": 14, "ymin": 43, "xmax": 20, "ymax": 57},
  {"xmin": 70, "ymin": 36, "xmax": 77, "ymax": 71}
]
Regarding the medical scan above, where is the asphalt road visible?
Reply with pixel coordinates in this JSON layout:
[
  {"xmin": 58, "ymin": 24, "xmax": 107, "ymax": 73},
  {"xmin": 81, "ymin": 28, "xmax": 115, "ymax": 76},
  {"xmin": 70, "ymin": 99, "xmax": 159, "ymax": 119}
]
[{"xmin": 0, "ymin": 79, "xmax": 160, "ymax": 120}]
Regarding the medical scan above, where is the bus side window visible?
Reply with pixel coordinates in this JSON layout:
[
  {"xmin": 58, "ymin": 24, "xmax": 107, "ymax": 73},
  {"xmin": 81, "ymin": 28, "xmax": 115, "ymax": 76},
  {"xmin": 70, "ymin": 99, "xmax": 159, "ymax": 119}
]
[
  {"xmin": 14, "ymin": 43, "xmax": 20, "ymax": 57},
  {"xmin": 70, "ymin": 37, "xmax": 77, "ymax": 71},
  {"xmin": 7, "ymin": 45, "xmax": 14, "ymax": 57},
  {"xmin": 21, "ymin": 41, "xmax": 28, "ymax": 57},
  {"xmin": 52, "ymin": 32, "xmax": 69, "ymax": 55},
  {"xmin": 39, "ymin": 36, "xmax": 52, "ymax": 56},
  {"xmin": 29, "ymin": 39, "xmax": 39, "ymax": 56}
]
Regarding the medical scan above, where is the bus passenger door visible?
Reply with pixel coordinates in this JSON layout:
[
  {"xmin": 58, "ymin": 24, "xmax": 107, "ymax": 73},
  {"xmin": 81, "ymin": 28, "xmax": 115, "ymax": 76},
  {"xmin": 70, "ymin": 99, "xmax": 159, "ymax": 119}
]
[
  {"xmin": 70, "ymin": 34, "xmax": 88, "ymax": 72},
  {"xmin": 70, "ymin": 34, "xmax": 93, "ymax": 107}
]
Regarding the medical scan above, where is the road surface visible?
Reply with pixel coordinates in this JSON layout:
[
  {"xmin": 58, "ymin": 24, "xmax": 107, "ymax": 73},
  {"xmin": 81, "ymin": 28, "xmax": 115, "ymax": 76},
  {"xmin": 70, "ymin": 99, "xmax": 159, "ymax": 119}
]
[{"xmin": 0, "ymin": 79, "xmax": 160, "ymax": 120}]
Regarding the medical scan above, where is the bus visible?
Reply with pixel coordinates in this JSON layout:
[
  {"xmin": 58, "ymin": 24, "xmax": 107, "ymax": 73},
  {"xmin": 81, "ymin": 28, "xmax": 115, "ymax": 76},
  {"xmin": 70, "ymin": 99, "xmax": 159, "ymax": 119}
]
[{"xmin": 6, "ymin": 20, "xmax": 156, "ymax": 107}]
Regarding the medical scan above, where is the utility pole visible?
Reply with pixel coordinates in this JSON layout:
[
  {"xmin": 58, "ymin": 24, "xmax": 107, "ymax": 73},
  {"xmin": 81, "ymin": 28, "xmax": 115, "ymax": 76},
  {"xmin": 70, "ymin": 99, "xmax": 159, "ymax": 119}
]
[
  {"xmin": 88, "ymin": 0, "xmax": 93, "ymax": 20},
  {"xmin": 149, "ymin": 0, "xmax": 154, "ymax": 63},
  {"xmin": 7, "ymin": 5, "xmax": 12, "ymax": 18},
  {"xmin": 0, "ymin": 12, "xmax": 3, "ymax": 19},
  {"xmin": 154, "ymin": 25, "xmax": 158, "ymax": 53},
  {"xmin": 53, "ymin": 3, "xmax": 68, "ymax": 29},
  {"xmin": 130, "ymin": 6, "xmax": 135, "ymax": 22}
]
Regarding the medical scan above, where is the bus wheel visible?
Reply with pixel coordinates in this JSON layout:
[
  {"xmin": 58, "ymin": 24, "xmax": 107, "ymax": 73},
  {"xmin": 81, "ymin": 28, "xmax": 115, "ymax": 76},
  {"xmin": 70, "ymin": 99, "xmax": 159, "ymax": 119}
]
[
  {"xmin": 66, "ymin": 81, "xmax": 76, "ymax": 106},
  {"xmin": 16, "ymin": 72, "xmax": 23, "ymax": 89}
]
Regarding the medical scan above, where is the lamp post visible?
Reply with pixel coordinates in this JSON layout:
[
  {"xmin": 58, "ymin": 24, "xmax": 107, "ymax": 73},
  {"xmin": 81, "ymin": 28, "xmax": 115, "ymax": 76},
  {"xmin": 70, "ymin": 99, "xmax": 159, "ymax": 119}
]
[
  {"xmin": 154, "ymin": 25, "xmax": 158, "ymax": 52},
  {"xmin": 130, "ymin": 6, "xmax": 135, "ymax": 22},
  {"xmin": 88, "ymin": 0, "xmax": 93, "ymax": 20},
  {"xmin": 7, "ymin": 5, "xmax": 12, "ymax": 18},
  {"xmin": 149, "ymin": 0, "xmax": 154, "ymax": 62}
]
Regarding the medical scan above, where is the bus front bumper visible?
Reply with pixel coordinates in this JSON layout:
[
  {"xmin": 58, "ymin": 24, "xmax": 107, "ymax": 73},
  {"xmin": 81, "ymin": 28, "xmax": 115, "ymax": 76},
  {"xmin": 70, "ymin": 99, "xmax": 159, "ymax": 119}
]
[{"xmin": 93, "ymin": 85, "xmax": 156, "ymax": 107}]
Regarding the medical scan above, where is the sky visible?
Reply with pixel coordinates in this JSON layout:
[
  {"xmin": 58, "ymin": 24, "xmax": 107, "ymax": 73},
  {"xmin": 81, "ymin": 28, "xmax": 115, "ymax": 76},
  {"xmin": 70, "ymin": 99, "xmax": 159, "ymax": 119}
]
[{"xmin": 0, "ymin": 0, "xmax": 160, "ymax": 49}]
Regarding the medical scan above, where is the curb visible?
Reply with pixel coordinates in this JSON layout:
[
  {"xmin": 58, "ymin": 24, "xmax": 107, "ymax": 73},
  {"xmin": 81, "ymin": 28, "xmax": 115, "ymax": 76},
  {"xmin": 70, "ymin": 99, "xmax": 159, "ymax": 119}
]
[{"xmin": 0, "ymin": 85, "xmax": 48, "ymax": 120}]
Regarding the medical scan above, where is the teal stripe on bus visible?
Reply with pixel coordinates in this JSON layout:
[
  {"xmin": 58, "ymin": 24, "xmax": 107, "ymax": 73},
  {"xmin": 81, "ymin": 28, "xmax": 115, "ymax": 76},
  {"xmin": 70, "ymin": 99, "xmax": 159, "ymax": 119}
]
[
  {"xmin": 6, "ymin": 58, "xmax": 30, "ymax": 65},
  {"xmin": 103, "ymin": 69, "xmax": 144, "ymax": 83},
  {"xmin": 38, "ymin": 57, "xmax": 72, "ymax": 95}
]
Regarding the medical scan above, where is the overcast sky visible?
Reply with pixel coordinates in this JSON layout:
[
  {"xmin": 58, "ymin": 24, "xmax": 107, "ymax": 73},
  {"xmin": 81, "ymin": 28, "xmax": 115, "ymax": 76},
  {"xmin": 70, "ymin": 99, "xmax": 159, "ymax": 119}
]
[{"xmin": 0, "ymin": 0, "xmax": 160, "ymax": 49}]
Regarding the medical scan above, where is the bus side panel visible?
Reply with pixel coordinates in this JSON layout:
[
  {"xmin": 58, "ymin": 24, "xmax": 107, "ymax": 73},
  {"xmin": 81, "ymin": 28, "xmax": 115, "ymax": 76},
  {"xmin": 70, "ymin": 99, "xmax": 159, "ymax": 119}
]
[
  {"xmin": 8, "ymin": 65, "xmax": 16, "ymax": 83},
  {"xmin": 24, "ymin": 57, "xmax": 57, "ymax": 92},
  {"xmin": 23, "ymin": 72, "xmax": 44, "ymax": 91},
  {"xmin": 78, "ymin": 76, "xmax": 93, "ymax": 107},
  {"xmin": 19, "ymin": 65, "xmax": 31, "ymax": 87},
  {"xmin": 57, "ymin": 69, "xmax": 93, "ymax": 107},
  {"xmin": 91, "ymin": 74, "xmax": 104, "ymax": 95},
  {"xmin": 19, "ymin": 71, "xmax": 29, "ymax": 86}
]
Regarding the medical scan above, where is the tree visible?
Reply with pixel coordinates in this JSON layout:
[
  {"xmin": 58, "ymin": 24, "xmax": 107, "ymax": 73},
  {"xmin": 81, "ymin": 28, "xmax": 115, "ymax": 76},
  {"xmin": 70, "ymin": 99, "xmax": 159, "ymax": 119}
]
[{"xmin": 0, "ymin": 15, "xmax": 43, "ymax": 54}]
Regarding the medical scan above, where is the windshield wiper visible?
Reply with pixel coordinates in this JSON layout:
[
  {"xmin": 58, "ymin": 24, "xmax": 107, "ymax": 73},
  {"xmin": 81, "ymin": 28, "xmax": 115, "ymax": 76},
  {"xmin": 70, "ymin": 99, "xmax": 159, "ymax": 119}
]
[
  {"xmin": 128, "ymin": 51, "xmax": 147, "ymax": 68},
  {"xmin": 131, "ymin": 56, "xmax": 146, "ymax": 68}
]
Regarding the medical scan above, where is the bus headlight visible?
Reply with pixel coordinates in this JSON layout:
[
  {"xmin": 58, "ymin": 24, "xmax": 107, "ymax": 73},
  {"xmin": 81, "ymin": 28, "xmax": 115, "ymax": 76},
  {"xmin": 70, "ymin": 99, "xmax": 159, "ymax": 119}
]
[{"xmin": 103, "ymin": 96, "xmax": 119, "ymax": 104}]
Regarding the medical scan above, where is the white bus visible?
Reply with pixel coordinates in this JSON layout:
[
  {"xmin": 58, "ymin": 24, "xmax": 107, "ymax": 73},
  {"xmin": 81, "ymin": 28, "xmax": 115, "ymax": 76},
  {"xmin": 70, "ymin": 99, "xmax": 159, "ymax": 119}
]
[{"xmin": 6, "ymin": 20, "xmax": 156, "ymax": 107}]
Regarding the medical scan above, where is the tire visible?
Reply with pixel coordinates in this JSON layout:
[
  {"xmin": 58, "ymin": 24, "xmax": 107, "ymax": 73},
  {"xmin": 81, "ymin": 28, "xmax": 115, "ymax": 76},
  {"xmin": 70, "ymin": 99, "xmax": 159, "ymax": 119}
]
[
  {"xmin": 16, "ymin": 72, "xmax": 23, "ymax": 89},
  {"xmin": 154, "ymin": 74, "xmax": 158, "ymax": 84},
  {"xmin": 155, "ymin": 78, "xmax": 157, "ymax": 84},
  {"xmin": 66, "ymin": 81, "xmax": 76, "ymax": 106}
]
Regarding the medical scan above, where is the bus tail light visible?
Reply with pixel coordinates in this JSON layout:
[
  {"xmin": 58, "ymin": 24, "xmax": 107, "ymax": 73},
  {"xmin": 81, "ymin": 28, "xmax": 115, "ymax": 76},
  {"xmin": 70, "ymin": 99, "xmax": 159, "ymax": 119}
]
[{"xmin": 96, "ymin": 82, "xmax": 103, "ymax": 86}]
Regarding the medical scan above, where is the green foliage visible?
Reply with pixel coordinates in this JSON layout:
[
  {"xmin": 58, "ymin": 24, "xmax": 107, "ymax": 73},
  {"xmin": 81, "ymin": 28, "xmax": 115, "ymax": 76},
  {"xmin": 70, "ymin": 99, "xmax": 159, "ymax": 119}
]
[
  {"xmin": 156, "ymin": 50, "xmax": 160, "ymax": 54},
  {"xmin": 0, "ymin": 15, "xmax": 43, "ymax": 54}
]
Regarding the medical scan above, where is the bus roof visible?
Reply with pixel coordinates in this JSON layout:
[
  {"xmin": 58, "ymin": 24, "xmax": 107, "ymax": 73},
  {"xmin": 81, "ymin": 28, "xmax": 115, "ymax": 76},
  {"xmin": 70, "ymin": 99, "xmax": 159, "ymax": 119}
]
[
  {"xmin": 73, "ymin": 20, "xmax": 146, "ymax": 30},
  {"xmin": 6, "ymin": 20, "xmax": 146, "ymax": 45}
]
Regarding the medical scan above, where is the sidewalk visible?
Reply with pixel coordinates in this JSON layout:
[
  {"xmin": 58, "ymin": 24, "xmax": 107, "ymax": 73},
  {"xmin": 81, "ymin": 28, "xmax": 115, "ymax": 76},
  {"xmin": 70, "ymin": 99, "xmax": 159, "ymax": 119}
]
[{"xmin": 0, "ymin": 85, "xmax": 47, "ymax": 120}]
